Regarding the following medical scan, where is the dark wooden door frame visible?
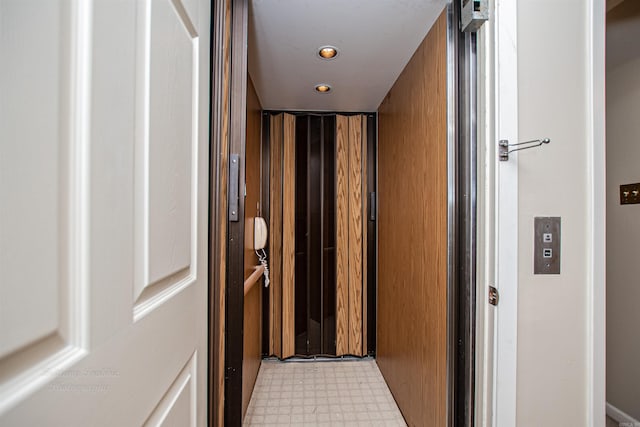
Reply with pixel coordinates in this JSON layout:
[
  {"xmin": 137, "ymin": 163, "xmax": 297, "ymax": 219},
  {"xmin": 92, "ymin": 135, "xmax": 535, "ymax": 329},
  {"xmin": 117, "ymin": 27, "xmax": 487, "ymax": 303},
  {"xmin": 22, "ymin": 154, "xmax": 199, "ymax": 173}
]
[
  {"xmin": 208, "ymin": 0, "xmax": 231, "ymax": 425},
  {"xmin": 207, "ymin": 0, "xmax": 249, "ymax": 424},
  {"xmin": 224, "ymin": 0, "xmax": 249, "ymax": 424},
  {"xmin": 450, "ymin": 2, "xmax": 477, "ymax": 426},
  {"xmin": 212, "ymin": 1, "xmax": 477, "ymax": 425}
]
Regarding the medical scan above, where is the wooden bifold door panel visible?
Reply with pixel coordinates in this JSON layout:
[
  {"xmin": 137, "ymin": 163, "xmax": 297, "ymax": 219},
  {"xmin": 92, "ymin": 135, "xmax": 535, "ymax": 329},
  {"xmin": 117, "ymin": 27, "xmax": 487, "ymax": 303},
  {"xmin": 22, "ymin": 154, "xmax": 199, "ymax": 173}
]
[
  {"xmin": 336, "ymin": 115, "xmax": 367, "ymax": 357},
  {"xmin": 266, "ymin": 113, "xmax": 372, "ymax": 358},
  {"xmin": 268, "ymin": 113, "xmax": 284, "ymax": 358},
  {"xmin": 268, "ymin": 113, "xmax": 295, "ymax": 359}
]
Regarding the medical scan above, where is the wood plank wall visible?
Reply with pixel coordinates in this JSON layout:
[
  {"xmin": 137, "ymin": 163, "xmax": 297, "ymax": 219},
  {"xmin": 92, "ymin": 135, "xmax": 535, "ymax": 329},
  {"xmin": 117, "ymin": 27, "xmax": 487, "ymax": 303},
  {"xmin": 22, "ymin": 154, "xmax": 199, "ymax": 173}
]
[
  {"xmin": 377, "ymin": 10, "xmax": 448, "ymax": 426},
  {"xmin": 336, "ymin": 115, "xmax": 366, "ymax": 357},
  {"xmin": 269, "ymin": 114, "xmax": 283, "ymax": 358},
  {"xmin": 242, "ymin": 77, "xmax": 262, "ymax": 419}
]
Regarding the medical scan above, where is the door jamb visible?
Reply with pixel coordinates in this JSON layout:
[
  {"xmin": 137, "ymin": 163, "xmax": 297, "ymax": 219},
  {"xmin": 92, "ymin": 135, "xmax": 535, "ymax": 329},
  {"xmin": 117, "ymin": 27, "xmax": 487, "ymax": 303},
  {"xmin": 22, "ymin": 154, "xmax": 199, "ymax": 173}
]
[
  {"xmin": 208, "ymin": 0, "xmax": 249, "ymax": 424},
  {"xmin": 208, "ymin": 0, "xmax": 232, "ymax": 425},
  {"xmin": 479, "ymin": 2, "xmax": 607, "ymax": 426},
  {"xmin": 474, "ymin": 5, "xmax": 497, "ymax": 426},
  {"xmin": 587, "ymin": 0, "xmax": 606, "ymax": 425},
  {"xmin": 224, "ymin": 0, "xmax": 249, "ymax": 424},
  {"xmin": 446, "ymin": 5, "xmax": 459, "ymax": 424},
  {"xmin": 449, "ymin": 2, "xmax": 480, "ymax": 425},
  {"xmin": 491, "ymin": 0, "xmax": 520, "ymax": 425},
  {"xmin": 217, "ymin": 1, "xmax": 490, "ymax": 425}
]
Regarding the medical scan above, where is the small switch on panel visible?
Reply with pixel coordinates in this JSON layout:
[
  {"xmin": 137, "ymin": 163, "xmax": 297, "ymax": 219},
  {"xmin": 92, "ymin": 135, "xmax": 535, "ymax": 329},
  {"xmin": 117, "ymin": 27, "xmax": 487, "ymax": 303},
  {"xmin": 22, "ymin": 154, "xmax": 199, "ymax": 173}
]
[{"xmin": 620, "ymin": 183, "xmax": 640, "ymax": 205}]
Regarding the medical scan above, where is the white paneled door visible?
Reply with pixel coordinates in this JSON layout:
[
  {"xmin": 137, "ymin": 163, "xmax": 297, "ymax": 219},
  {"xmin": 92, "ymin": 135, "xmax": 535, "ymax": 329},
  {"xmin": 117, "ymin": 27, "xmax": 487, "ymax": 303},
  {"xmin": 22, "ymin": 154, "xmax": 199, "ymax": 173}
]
[{"xmin": 0, "ymin": 0, "xmax": 210, "ymax": 425}]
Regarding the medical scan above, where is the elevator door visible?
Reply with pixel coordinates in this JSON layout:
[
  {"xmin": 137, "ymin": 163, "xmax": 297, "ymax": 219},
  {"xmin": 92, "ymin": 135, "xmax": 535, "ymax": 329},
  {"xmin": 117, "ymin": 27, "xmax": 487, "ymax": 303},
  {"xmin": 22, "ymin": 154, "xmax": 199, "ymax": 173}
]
[{"xmin": 266, "ymin": 113, "xmax": 376, "ymax": 358}]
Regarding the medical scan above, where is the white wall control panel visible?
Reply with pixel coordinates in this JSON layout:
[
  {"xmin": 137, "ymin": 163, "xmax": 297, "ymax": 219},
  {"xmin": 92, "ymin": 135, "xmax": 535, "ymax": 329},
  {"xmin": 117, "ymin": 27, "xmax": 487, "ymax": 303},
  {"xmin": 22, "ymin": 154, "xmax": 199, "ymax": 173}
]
[{"xmin": 534, "ymin": 217, "xmax": 561, "ymax": 274}]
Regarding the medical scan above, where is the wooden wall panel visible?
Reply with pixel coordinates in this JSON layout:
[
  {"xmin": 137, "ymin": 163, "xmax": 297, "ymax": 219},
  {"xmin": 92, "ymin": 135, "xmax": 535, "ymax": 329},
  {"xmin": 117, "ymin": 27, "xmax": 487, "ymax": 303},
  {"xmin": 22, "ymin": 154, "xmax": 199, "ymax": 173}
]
[
  {"xmin": 269, "ymin": 114, "xmax": 283, "ymax": 357},
  {"xmin": 377, "ymin": 10, "xmax": 448, "ymax": 427},
  {"xmin": 335, "ymin": 115, "xmax": 349, "ymax": 355},
  {"xmin": 348, "ymin": 115, "xmax": 363, "ymax": 356},
  {"xmin": 281, "ymin": 113, "xmax": 296, "ymax": 358},
  {"xmin": 242, "ymin": 284, "xmax": 261, "ymax": 418},
  {"xmin": 242, "ymin": 77, "xmax": 262, "ymax": 418}
]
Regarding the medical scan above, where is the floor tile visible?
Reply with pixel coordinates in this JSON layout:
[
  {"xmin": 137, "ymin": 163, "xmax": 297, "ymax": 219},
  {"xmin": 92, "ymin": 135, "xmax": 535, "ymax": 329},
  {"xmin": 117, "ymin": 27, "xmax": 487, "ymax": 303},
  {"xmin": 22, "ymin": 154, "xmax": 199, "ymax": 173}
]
[{"xmin": 243, "ymin": 359, "xmax": 406, "ymax": 426}]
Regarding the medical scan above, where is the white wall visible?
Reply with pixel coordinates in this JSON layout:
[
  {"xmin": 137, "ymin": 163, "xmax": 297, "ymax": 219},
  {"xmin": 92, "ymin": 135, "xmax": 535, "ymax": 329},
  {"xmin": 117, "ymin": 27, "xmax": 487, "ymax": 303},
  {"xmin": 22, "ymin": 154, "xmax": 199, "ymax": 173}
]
[
  {"xmin": 515, "ymin": 0, "xmax": 604, "ymax": 425},
  {"xmin": 606, "ymin": 1, "xmax": 640, "ymax": 421}
]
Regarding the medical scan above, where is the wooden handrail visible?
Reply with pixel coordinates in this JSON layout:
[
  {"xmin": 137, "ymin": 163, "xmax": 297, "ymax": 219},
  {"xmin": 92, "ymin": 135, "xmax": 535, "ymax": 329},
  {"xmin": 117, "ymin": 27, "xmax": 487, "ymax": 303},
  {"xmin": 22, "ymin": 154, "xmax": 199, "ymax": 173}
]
[{"xmin": 244, "ymin": 265, "xmax": 265, "ymax": 296}]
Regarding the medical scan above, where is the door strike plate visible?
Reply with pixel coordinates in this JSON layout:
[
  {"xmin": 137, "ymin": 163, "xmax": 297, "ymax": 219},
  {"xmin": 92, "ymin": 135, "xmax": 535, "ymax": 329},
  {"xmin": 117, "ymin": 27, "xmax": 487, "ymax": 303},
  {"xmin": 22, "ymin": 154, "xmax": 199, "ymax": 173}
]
[{"xmin": 489, "ymin": 286, "xmax": 499, "ymax": 306}]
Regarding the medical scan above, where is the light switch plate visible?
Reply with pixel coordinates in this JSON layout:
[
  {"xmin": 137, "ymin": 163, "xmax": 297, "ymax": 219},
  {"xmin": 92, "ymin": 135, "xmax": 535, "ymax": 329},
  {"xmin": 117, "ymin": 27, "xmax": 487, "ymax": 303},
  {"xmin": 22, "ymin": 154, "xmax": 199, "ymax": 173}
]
[
  {"xmin": 620, "ymin": 183, "xmax": 640, "ymax": 205},
  {"xmin": 534, "ymin": 217, "xmax": 561, "ymax": 275}
]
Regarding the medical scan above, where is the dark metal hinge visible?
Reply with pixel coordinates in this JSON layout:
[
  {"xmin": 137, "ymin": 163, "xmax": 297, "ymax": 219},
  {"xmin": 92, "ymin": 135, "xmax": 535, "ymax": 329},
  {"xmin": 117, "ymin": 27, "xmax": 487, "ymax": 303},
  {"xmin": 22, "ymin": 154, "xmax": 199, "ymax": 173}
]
[{"xmin": 229, "ymin": 154, "xmax": 239, "ymax": 221}]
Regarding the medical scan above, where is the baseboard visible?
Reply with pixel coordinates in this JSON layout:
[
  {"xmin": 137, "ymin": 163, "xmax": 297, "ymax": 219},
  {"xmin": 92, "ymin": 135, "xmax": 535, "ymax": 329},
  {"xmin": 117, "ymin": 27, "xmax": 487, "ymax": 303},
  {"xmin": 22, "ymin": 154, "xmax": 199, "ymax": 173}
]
[{"xmin": 607, "ymin": 402, "xmax": 640, "ymax": 425}]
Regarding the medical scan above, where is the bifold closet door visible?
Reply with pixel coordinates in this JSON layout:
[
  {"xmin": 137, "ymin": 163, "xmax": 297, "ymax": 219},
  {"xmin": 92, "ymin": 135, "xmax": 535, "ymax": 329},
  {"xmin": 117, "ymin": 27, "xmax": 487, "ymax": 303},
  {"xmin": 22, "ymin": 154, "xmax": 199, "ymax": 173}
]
[
  {"xmin": 268, "ymin": 113, "xmax": 369, "ymax": 358},
  {"xmin": 268, "ymin": 113, "xmax": 295, "ymax": 358},
  {"xmin": 336, "ymin": 115, "xmax": 367, "ymax": 357}
]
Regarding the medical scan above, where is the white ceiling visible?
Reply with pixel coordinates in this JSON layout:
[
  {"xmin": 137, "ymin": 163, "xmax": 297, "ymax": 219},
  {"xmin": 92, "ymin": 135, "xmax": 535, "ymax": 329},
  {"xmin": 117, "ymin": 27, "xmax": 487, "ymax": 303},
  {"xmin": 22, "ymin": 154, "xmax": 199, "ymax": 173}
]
[{"xmin": 248, "ymin": 0, "xmax": 448, "ymax": 112}]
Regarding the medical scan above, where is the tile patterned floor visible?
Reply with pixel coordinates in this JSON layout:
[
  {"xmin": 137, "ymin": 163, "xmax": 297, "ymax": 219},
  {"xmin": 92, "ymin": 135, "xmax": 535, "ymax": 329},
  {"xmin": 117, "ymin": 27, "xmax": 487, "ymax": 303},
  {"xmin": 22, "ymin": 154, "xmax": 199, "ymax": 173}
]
[{"xmin": 243, "ymin": 359, "xmax": 407, "ymax": 426}]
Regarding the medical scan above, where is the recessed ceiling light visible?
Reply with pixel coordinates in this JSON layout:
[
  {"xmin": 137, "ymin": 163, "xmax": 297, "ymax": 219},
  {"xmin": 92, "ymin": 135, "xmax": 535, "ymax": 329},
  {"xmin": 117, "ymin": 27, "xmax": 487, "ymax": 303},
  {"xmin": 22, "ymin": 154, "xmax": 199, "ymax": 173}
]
[
  {"xmin": 315, "ymin": 84, "xmax": 332, "ymax": 93},
  {"xmin": 318, "ymin": 46, "xmax": 338, "ymax": 59}
]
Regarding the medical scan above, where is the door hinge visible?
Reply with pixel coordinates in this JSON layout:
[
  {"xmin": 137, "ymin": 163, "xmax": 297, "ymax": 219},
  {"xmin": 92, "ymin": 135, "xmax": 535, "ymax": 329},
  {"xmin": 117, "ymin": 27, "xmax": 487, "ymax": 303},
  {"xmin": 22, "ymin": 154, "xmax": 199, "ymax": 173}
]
[
  {"xmin": 489, "ymin": 286, "xmax": 499, "ymax": 306},
  {"xmin": 229, "ymin": 154, "xmax": 239, "ymax": 222}
]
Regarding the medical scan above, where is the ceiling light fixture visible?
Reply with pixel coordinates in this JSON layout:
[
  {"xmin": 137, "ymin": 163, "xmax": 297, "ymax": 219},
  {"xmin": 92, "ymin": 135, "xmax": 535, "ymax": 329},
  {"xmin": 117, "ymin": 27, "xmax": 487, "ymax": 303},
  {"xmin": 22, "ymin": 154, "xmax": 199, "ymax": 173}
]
[
  {"xmin": 315, "ymin": 84, "xmax": 332, "ymax": 93},
  {"xmin": 318, "ymin": 46, "xmax": 338, "ymax": 59}
]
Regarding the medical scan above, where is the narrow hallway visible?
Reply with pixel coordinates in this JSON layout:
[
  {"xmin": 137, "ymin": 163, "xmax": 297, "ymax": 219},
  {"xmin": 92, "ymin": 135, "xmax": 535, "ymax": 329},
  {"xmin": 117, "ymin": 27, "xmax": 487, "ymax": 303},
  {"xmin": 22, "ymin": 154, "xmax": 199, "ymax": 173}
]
[{"xmin": 243, "ymin": 359, "xmax": 406, "ymax": 426}]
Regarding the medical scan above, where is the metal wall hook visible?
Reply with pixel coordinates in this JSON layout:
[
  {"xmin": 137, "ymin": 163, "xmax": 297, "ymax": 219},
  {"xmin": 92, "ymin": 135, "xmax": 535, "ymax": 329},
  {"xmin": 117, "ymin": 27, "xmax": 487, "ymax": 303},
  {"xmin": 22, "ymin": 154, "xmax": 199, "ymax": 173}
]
[{"xmin": 499, "ymin": 138, "xmax": 551, "ymax": 161}]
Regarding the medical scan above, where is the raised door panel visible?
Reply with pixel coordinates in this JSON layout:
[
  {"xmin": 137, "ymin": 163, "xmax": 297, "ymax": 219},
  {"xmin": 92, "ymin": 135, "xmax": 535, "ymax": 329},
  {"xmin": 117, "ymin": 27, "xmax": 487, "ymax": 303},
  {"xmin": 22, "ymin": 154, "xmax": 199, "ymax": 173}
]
[
  {"xmin": 143, "ymin": 353, "xmax": 197, "ymax": 427},
  {"xmin": 134, "ymin": 0, "xmax": 199, "ymax": 318},
  {"xmin": 0, "ymin": 1, "xmax": 62, "ymax": 358},
  {"xmin": 0, "ymin": 0, "xmax": 88, "ymax": 411}
]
